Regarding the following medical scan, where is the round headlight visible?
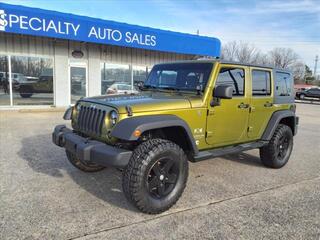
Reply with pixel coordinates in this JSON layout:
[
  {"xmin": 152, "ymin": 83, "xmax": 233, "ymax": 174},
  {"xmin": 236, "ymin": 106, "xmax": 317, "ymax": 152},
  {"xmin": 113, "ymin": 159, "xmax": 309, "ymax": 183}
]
[{"xmin": 109, "ymin": 110, "xmax": 118, "ymax": 125}]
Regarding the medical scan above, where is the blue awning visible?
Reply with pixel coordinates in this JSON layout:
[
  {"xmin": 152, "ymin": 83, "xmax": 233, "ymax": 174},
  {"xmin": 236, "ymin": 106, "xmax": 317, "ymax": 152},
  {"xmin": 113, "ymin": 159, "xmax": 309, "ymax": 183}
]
[{"xmin": 0, "ymin": 2, "xmax": 221, "ymax": 57}]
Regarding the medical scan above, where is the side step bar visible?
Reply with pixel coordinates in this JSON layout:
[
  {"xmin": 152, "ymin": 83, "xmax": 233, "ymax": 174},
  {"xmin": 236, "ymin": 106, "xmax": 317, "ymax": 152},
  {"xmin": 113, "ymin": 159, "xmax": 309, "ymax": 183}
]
[{"xmin": 193, "ymin": 141, "xmax": 267, "ymax": 162}]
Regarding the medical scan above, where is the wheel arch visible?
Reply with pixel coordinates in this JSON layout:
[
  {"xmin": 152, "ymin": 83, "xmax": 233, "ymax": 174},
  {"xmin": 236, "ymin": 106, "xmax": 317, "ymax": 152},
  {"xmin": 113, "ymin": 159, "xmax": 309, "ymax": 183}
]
[
  {"xmin": 261, "ymin": 110, "xmax": 297, "ymax": 140},
  {"xmin": 111, "ymin": 115, "xmax": 198, "ymax": 155}
]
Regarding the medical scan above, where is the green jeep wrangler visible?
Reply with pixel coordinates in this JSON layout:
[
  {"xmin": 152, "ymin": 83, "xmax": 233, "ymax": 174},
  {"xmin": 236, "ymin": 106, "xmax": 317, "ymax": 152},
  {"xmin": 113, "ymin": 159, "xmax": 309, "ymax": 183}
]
[{"xmin": 53, "ymin": 60, "xmax": 299, "ymax": 214}]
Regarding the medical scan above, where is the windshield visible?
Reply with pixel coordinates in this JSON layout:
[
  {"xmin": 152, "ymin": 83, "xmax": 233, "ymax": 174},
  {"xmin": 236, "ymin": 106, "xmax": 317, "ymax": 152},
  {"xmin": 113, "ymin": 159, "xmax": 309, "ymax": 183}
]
[{"xmin": 143, "ymin": 63, "xmax": 213, "ymax": 93}]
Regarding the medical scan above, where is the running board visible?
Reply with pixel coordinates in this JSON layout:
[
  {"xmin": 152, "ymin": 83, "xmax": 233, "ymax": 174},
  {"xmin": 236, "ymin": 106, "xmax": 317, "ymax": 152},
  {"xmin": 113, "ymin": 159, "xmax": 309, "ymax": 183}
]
[{"xmin": 193, "ymin": 141, "xmax": 267, "ymax": 162}]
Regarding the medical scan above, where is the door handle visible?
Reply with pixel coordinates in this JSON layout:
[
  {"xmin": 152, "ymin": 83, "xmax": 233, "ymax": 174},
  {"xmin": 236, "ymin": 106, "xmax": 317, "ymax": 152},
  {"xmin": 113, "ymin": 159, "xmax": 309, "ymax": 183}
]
[
  {"xmin": 238, "ymin": 103, "xmax": 250, "ymax": 109},
  {"xmin": 264, "ymin": 102, "xmax": 273, "ymax": 107}
]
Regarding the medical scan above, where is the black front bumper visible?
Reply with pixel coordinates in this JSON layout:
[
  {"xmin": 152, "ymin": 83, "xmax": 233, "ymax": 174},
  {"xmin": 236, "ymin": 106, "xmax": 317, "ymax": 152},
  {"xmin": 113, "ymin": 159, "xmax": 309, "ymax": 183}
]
[{"xmin": 52, "ymin": 125, "xmax": 132, "ymax": 168}]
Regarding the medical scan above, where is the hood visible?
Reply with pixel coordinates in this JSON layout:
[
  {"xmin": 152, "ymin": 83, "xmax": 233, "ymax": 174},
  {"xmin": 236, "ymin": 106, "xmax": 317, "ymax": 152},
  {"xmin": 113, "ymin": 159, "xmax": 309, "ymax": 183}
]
[{"xmin": 81, "ymin": 91, "xmax": 195, "ymax": 114}]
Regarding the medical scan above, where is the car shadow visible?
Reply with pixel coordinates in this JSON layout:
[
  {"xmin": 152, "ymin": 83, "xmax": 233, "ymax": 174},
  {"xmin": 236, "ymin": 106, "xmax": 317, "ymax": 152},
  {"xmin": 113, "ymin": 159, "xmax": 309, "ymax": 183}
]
[
  {"xmin": 18, "ymin": 134, "xmax": 265, "ymax": 212},
  {"xmin": 18, "ymin": 133, "xmax": 139, "ymax": 213},
  {"xmin": 295, "ymin": 99, "xmax": 320, "ymax": 105},
  {"xmin": 222, "ymin": 151, "xmax": 264, "ymax": 168}
]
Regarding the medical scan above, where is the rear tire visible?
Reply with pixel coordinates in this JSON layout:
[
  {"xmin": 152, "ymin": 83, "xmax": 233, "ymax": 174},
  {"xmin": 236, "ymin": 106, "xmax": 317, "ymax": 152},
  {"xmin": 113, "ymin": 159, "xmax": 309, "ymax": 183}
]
[
  {"xmin": 260, "ymin": 124, "xmax": 293, "ymax": 168},
  {"xmin": 65, "ymin": 150, "xmax": 106, "ymax": 172},
  {"xmin": 122, "ymin": 139, "xmax": 188, "ymax": 214}
]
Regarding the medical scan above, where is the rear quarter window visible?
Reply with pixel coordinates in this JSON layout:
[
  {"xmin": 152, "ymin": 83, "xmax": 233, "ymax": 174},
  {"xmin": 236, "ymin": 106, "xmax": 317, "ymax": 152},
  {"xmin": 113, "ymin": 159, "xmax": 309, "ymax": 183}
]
[
  {"xmin": 275, "ymin": 72, "xmax": 293, "ymax": 97},
  {"xmin": 274, "ymin": 71, "xmax": 294, "ymax": 104}
]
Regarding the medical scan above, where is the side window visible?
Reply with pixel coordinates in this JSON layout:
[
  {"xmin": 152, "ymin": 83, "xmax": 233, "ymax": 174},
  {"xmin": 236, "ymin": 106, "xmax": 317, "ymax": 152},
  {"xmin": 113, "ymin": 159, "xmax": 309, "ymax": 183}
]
[
  {"xmin": 308, "ymin": 89, "xmax": 320, "ymax": 94},
  {"xmin": 252, "ymin": 70, "xmax": 271, "ymax": 96},
  {"xmin": 159, "ymin": 70, "xmax": 177, "ymax": 86},
  {"xmin": 275, "ymin": 72, "xmax": 292, "ymax": 96},
  {"xmin": 216, "ymin": 67, "xmax": 245, "ymax": 96}
]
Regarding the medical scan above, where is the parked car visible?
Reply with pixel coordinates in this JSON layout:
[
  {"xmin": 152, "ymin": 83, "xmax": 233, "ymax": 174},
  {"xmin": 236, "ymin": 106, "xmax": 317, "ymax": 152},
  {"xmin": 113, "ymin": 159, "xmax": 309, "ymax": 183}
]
[
  {"xmin": 106, "ymin": 83, "xmax": 139, "ymax": 95},
  {"xmin": 296, "ymin": 87, "xmax": 320, "ymax": 100},
  {"xmin": 18, "ymin": 69, "xmax": 53, "ymax": 98}
]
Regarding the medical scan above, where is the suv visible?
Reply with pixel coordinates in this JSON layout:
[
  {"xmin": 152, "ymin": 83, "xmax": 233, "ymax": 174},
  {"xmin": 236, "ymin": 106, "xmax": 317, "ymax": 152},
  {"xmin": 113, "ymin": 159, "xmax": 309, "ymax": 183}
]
[{"xmin": 53, "ymin": 60, "xmax": 299, "ymax": 214}]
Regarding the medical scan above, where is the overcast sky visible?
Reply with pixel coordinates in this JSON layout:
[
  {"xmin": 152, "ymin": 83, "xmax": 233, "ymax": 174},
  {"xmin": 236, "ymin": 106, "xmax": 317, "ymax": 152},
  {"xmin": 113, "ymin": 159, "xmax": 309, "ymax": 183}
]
[{"xmin": 2, "ymin": 0, "xmax": 320, "ymax": 72}]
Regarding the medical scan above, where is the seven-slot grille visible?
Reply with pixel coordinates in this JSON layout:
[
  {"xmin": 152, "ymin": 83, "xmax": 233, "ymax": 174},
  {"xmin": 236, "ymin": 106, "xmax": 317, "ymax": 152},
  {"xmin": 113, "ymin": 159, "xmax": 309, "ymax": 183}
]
[{"xmin": 77, "ymin": 105, "xmax": 106, "ymax": 136}]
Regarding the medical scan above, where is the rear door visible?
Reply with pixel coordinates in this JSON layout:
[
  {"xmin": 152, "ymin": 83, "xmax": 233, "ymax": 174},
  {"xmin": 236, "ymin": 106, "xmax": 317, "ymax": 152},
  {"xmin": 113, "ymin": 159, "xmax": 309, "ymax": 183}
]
[{"xmin": 248, "ymin": 67, "xmax": 274, "ymax": 139}]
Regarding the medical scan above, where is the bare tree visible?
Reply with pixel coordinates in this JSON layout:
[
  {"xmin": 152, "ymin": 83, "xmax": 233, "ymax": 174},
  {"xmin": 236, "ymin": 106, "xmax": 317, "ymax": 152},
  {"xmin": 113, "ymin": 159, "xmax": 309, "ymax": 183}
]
[
  {"xmin": 221, "ymin": 41, "xmax": 238, "ymax": 61},
  {"xmin": 268, "ymin": 48, "xmax": 299, "ymax": 69},
  {"xmin": 221, "ymin": 41, "xmax": 266, "ymax": 65},
  {"xmin": 221, "ymin": 41, "xmax": 305, "ymax": 82},
  {"xmin": 290, "ymin": 61, "xmax": 305, "ymax": 83}
]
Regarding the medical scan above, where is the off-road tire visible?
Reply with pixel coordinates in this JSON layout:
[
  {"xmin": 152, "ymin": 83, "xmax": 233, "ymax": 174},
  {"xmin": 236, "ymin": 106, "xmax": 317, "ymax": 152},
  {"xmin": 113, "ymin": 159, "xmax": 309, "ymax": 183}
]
[
  {"xmin": 65, "ymin": 150, "xmax": 106, "ymax": 172},
  {"xmin": 260, "ymin": 124, "xmax": 293, "ymax": 168},
  {"xmin": 122, "ymin": 139, "xmax": 188, "ymax": 214}
]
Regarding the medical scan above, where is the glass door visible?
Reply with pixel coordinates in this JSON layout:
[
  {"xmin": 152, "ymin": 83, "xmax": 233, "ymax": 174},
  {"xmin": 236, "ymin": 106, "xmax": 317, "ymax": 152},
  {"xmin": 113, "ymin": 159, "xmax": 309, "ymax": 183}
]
[{"xmin": 70, "ymin": 63, "xmax": 87, "ymax": 104}]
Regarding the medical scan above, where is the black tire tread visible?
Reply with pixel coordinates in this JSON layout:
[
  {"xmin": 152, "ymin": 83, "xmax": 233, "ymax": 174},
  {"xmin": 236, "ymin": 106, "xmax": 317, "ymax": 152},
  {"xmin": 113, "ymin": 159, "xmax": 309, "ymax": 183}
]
[
  {"xmin": 122, "ymin": 138, "xmax": 188, "ymax": 214},
  {"xmin": 260, "ymin": 124, "xmax": 293, "ymax": 169}
]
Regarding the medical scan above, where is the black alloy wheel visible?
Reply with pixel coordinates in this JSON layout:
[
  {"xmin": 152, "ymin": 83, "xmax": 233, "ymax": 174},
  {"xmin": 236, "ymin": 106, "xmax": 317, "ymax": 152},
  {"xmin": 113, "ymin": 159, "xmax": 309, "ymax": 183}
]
[
  {"xmin": 276, "ymin": 135, "xmax": 290, "ymax": 160},
  {"xmin": 147, "ymin": 157, "xmax": 179, "ymax": 199}
]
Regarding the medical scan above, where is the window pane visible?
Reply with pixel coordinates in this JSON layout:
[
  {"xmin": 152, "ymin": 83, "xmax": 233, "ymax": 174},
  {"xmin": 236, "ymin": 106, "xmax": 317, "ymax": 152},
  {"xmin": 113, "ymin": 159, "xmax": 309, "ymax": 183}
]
[
  {"xmin": 0, "ymin": 55, "xmax": 10, "ymax": 105},
  {"xmin": 70, "ymin": 66, "xmax": 86, "ymax": 104},
  {"xmin": 216, "ymin": 68, "xmax": 245, "ymax": 96},
  {"xmin": 275, "ymin": 72, "xmax": 291, "ymax": 96},
  {"xmin": 133, "ymin": 66, "xmax": 147, "ymax": 89},
  {"xmin": 145, "ymin": 63, "xmax": 213, "ymax": 92},
  {"xmin": 101, "ymin": 63, "xmax": 130, "ymax": 95},
  {"xmin": 252, "ymin": 70, "xmax": 271, "ymax": 96},
  {"xmin": 11, "ymin": 56, "xmax": 53, "ymax": 105}
]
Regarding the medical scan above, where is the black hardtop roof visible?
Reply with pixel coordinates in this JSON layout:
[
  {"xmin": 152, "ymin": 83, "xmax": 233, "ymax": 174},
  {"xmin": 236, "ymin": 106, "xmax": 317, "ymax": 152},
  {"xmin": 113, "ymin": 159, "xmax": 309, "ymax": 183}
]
[{"xmin": 155, "ymin": 59, "xmax": 292, "ymax": 74}]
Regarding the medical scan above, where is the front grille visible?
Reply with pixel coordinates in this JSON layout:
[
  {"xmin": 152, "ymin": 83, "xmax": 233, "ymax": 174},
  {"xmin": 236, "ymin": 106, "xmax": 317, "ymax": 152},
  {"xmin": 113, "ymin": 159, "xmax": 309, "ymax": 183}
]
[{"xmin": 77, "ymin": 106, "xmax": 106, "ymax": 136}]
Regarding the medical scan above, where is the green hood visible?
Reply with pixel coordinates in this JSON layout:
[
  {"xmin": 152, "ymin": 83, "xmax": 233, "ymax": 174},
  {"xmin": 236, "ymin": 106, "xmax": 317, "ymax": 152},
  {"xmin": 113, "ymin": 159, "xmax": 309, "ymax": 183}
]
[{"xmin": 82, "ymin": 91, "xmax": 197, "ymax": 114}]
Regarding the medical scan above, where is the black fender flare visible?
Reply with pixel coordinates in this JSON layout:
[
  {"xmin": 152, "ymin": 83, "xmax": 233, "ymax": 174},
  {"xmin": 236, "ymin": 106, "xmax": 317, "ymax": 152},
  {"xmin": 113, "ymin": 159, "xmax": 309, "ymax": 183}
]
[
  {"xmin": 111, "ymin": 114, "xmax": 198, "ymax": 154},
  {"xmin": 261, "ymin": 110, "xmax": 298, "ymax": 140}
]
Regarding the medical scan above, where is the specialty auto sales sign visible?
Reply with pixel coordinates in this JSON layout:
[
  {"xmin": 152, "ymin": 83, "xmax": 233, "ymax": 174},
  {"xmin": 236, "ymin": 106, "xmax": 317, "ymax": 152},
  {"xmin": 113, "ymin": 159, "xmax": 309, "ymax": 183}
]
[{"xmin": 0, "ymin": 3, "xmax": 221, "ymax": 57}]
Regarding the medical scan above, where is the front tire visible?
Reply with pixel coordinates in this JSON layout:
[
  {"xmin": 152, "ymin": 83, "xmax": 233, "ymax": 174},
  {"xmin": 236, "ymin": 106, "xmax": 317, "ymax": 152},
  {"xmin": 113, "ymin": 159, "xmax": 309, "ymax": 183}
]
[
  {"xmin": 66, "ymin": 150, "xmax": 106, "ymax": 172},
  {"xmin": 260, "ymin": 124, "xmax": 293, "ymax": 168},
  {"xmin": 122, "ymin": 139, "xmax": 188, "ymax": 214}
]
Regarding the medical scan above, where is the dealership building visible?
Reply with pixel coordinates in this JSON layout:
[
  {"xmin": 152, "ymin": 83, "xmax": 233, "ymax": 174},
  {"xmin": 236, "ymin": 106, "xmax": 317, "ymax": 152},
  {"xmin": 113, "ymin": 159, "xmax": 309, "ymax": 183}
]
[{"xmin": 0, "ymin": 2, "xmax": 220, "ymax": 108}]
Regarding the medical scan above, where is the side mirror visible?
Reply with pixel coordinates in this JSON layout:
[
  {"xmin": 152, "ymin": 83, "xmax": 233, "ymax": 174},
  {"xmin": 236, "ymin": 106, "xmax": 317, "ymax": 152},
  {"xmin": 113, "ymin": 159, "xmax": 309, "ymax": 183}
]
[
  {"xmin": 213, "ymin": 85, "xmax": 233, "ymax": 99},
  {"xmin": 211, "ymin": 85, "xmax": 233, "ymax": 107}
]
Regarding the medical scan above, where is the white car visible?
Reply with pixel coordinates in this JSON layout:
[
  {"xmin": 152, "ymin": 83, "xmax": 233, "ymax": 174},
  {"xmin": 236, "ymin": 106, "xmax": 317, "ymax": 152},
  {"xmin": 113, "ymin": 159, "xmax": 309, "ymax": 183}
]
[{"xmin": 106, "ymin": 83, "xmax": 139, "ymax": 95}]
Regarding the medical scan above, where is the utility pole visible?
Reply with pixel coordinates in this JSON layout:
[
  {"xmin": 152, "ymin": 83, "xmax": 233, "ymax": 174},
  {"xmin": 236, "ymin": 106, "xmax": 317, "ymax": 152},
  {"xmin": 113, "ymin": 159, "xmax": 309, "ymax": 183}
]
[{"xmin": 314, "ymin": 55, "xmax": 318, "ymax": 77}]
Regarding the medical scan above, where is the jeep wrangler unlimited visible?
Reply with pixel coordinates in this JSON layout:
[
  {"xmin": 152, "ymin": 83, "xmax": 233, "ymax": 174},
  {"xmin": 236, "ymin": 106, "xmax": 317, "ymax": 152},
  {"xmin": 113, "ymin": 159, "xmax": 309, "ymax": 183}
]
[{"xmin": 53, "ymin": 60, "xmax": 298, "ymax": 214}]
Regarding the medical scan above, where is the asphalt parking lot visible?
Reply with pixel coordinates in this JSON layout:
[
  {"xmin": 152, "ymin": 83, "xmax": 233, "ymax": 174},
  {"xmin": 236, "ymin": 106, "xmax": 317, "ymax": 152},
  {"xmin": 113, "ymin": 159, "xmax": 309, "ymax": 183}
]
[{"xmin": 0, "ymin": 103, "xmax": 319, "ymax": 240}]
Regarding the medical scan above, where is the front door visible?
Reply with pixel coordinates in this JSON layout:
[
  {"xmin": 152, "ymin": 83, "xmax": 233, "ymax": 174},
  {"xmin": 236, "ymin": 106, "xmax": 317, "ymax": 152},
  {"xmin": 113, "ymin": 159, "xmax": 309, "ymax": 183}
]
[
  {"xmin": 247, "ymin": 67, "xmax": 274, "ymax": 139},
  {"xmin": 206, "ymin": 64, "xmax": 250, "ymax": 147},
  {"xmin": 69, "ymin": 63, "xmax": 87, "ymax": 104}
]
